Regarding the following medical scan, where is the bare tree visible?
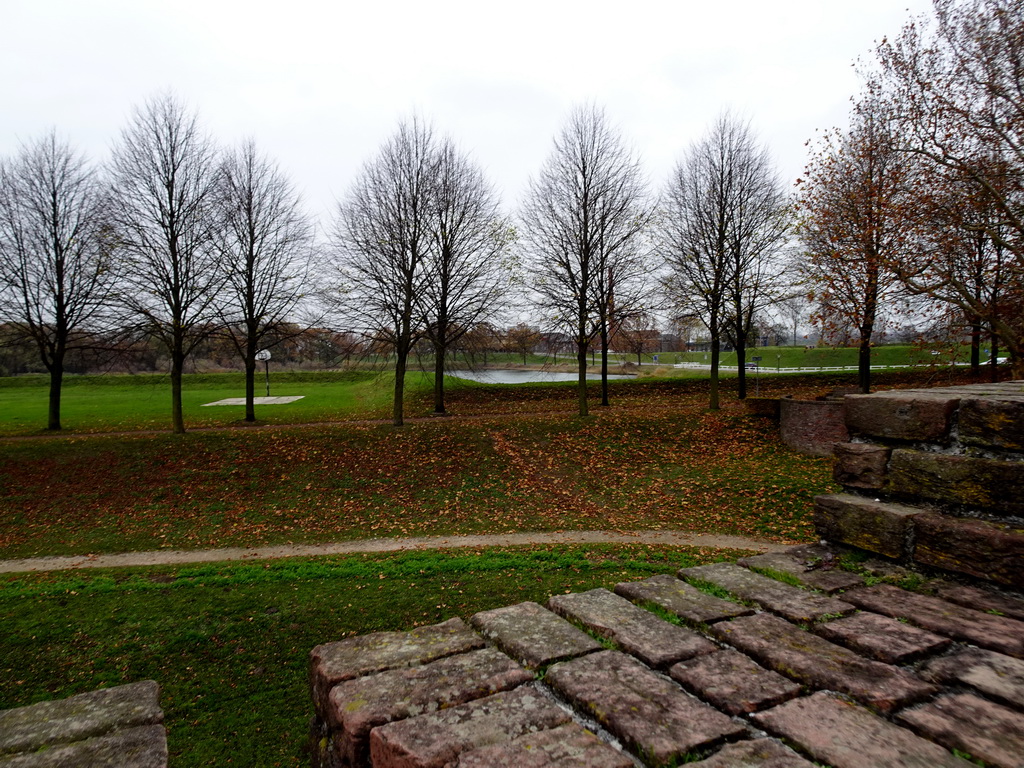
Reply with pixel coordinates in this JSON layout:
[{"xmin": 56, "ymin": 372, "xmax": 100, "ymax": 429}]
[
  {"xmin": 0, "ymin": 131, "xmax": 116, "ymax": 429},
  {"xmin": 215, "ymin": 139, "xmax": 316, "ymax": 421},
  {"xmin": 333, "ymin": 117, "xmax": 435, "ymax": 427},
  {"xmin": 419, "ymin": 138, "xmax": 513, "ymax": 414},
  {"xmin": 520, "ymin": 104, "xmax": 649, "ymax": 417},
  {"xmin": 109, "ymin": 93, "xmax": 224, "ymax": 433}
]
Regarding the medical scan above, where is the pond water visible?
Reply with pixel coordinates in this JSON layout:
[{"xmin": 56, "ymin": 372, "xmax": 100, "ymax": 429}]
[{"xmin": 448, "ymin": 369, "xmax": 634, "ymax": 384}]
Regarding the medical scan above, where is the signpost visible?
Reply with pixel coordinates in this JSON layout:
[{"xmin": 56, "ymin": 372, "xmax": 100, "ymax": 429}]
[
  {"xmin": 752, "ymin": 355, "xmax": 762, "ymax": 396},
  {"xmin": 256, "ymin": 349, "xmax": 271, "ymax": 396}
]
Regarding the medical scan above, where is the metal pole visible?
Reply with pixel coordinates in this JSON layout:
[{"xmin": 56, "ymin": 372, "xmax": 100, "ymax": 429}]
[{"xmin": 264, "ymin": 360, "xmax": 270, "ymax": 397}]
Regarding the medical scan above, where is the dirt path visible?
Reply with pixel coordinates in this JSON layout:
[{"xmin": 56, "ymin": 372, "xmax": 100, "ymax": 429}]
[{"xmin": 0, "ymin": 530, "xmax": 794, "ymax": 574}]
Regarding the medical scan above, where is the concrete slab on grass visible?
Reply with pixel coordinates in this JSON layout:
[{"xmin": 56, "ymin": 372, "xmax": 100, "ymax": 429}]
[{"xmin": 201, "ymin": 396, "xmax": 304, "ymax": 406}]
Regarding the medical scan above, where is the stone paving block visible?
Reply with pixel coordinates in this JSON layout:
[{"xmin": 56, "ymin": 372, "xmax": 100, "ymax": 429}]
[
  {"xmin": 368, "ymin": 685, "xmax": 570, "ymax": 768},
  {"xmin": 324, "ymin": 647, "xmax": 532, "ymax": 767},
  {"xmin": 0, "ymin": 680, "xmax": 163, "ymax": 755},
  {"xmin": 833, "ymin": 442, "xmax": 892, "ymax": 490},
  {"xmin": 469, "ymin": 602, "xmax": 600, "ymax": 670},
  {"xmin": 707, "ymin": 612, "xmax": 936, "ymax": 713},
  {"xmin": 547, "ymin": 588, "xmax": 715, "ymax": 668},
  {"xmin": 453, "ymin": 723, "xmax": 634, "ymax": 768},
  {"xmin": 889, "ymin": 450, "xmax": 1024, "ymax": 518},
  {"xmin": 614, "ymin": 573, "xmax": 752, "ymax": 624},
  {"xmin": 896, "ymin": 693, "xmax": 1024, "ymax": 768},
  {"xmin": 669, "ymin": 649, "xmax": 802, "ymax": 715},
  {"xmin": 687, "ymin": 738, "xmax": 816, "ymax": 768},
  {"xmin": 813, "ymin": 493, "xmax": 922, "ymax": 559},
  {"xmin": 913, "ymin": 513, "xmax": 1024, "ymax": 589},
  {"xmin": 738, "ymin": 550, "xmax": 865, "ymax": 594},
  {"xmin": 0, "ymin": 725, "xmax": 168, "ymax": 768},
  {"xmin": 753, "ymin": 691, "xmax": 975, "ymax": 768},
  {"xmin": 842, "ymin": 584, "xmax": 1024, "ymax": 658},
  {"xmin": 959, "ymin": 396, "xmax": 1024, "ymax": 451},
  {"xmin": 924, "ymin": 579, "xmax": 1024, "ymax": 621},
  {"xmin": 844, "ymin": 391, "xmax": 961, "ymax": 442},
  {"xmin": 812, "ymin": 611, "xmax": 951, "ymax": 664},
  {"xmin": 919, "ymin": 648, "xmax": 1024, "ymax": 710},
  {"xmin": 678, "ymin": 562, "xmax": 855, "ymax": 623},
  {"xmin": 779, "ymin": 398, "xmax": 849, "ymax": 457},
  {"xmin": 545, "ymin": 650, "xmax": 745, "ymax": 766}
]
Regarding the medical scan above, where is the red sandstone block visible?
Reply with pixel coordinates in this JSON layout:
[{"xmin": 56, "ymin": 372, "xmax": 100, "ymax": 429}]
[
  {"xmin": 889, "ymin": 450, "xmax": 1024, "ymax": 518},
  {"xmin": 614, "ymin": 574, "xmax": 752, "ymax": 625},
  {"xmin": 309, "ymin": 618, "xmax": 483, "ymax": 717},
  {"xmin": 897, "ymin": 693, "xmax": 1024, "ymax": 768},
  {"xmin": 925, "ymin": 579, "xmax": 1024, "ymax": 621},
  {"xmin": 779, "ymin": 398, "xmax": 849, "ymax": 457},
  {"xmin": 959, "ymin": 396, "xmax": 1024, "ymax": 451},
  {"xmin": 545, "ymin": 650, "xmax": 745, "ymax": 765},
  {"xmin": 738, "ymin": 550, "xmax": 864, "ymax": 594},
  {"xmin": 753, "ymin": 692, "xmax": 975, "ymax": 768},
  {"xmin": 919, "ymin": 648, "xmax": 1024, "ymax": 711},
  {"xmin": 678, "ymin": 562, "xmax": 855, "ymax": 623},
  {"xmin": 832, "ymin": 442, "xmax": 891, "ymax": 490},
  {"xmin": 547, "ymin": 588, "xmax": 715, "ymax": 668},
  {"xmin": 368, "ymin": 686, "xmax": 570, "ymax": 768},
  {"xmin": 669, "ymin": 649, "xmax": 802, "ymax": 715},
  {"xmin": 707, "ymin": 612, "xmax": 936, "ymax": 713},
  {"xmin": 812, "ymin": 611, "xmax": 950, "ymax": 664},
  {"xmin": 844, "ymin": 391, "xmax": 960, "ymax": 442},
  {"xmin": 842, "ymin": 584, "xmax": 1024, "ymax": 658},
  {"xmin": 469, "ymin": 602, "xmax": 601, "ymax": 670},
  {"xmin": 912, "ymin": 513, "xmax": 1024, "ymax": 589},
  {"xmin": 813, "ymin": 493, "xmax": 923, "ymax": 559},
  {"xmin": 687, "ymin": 739, "xmax": 816, "ymax": 768},
  {"xmin": 453, "ymin": 723, "xmax": 634, "ymax": 768}
]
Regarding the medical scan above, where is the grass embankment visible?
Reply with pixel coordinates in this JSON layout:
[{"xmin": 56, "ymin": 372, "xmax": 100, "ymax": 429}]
[{"xmin": 0, "ymin": 545, "xmax": 749, "ymax": 766}]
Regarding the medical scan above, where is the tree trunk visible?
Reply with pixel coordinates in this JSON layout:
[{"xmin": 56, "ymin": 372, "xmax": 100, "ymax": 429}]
[
  {"xmin": 171, "ymin": 350, "xmax": 186, "ymax": 434},
  {"xmin": 576, "ymin": 338, "xmax": 589, "ymax": 417},
  {"xmin": 857, "ymin": 333, "xmax": 872, "ymax": 394},
  {"xmin": 244, "ymin": 357, "xmax": 257, "ymax": 422},
  {"xmin": 393, "ymin": 348, "xmax": 407, "ymax": 426},
  {"xmin": 709, "ymin": 332, "xmax": 721, "ymax": 411},
  {"xmin": 46, "ymin": 360, "xmax": 64, "ymax": 431},
  {"xmin": 433, "ymin": 340, "xmax": 446, "ymax": 414},
  {"xmin": 599, "ymin": 321, "xmax": 610, "ymax": 407}
]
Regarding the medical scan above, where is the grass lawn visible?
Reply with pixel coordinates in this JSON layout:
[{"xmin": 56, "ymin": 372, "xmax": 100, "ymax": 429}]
[{"xmin": 0, "ymin": 544, "xmax": 751, "ymax": 766}]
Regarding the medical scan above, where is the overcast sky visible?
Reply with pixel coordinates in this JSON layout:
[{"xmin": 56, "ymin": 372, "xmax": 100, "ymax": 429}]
[{"xmin": 3, "ymin": 0, "xmax": 934, "ymax": 225}]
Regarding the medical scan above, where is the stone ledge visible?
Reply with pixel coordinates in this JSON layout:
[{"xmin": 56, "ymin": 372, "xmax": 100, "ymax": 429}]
[
  {"xmin": 813, "ymin": 493, "xmax": 924, "ymax": 559},
  {"xmin": 469, "ymin": 601, "xmax": 601, "ymax": 670},
  {"xmin": 833, "ymin": 442, "xmax": 892, "ymax": 491},
  {"xmin": 913, "ymin": 513, "xmax": 1024, "ymax": 589},
  {"xmin": 888, "ymin": 450, "xmax": 1024, "ymax": 518},
  {"xmin": 845, "ymin": 391, "xmax": 960, "ymax": 443}
]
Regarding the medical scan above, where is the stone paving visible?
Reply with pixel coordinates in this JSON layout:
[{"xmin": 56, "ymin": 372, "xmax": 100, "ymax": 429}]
[{"xmin": 309, "ymin": 543, "xmax": 1024, "ymax": 768}]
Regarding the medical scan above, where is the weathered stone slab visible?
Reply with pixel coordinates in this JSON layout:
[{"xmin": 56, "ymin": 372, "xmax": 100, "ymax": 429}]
[
  {"xmin": 813, "ymin": 611, "xmax": 951, "ymax": 664},
  {"xmin": 845, "ymin": 391, "xmax": 960, "ymax": 442},
  {"xmin": 813, "ymin": 493, "xmax": 922, "ymax": 559},
  {"xmin": 678, "ymin": 562, "xmax": 855, "ymax": 623},
  {"xmin": 707, "ymin": 612, "xmax": 936, "ymax": 713},
  {"xmin": 959, "ymin": 396, "xmax": 1024, "ymax": 451},
  {"xmin": 453, "ymin": 723, "xmax": 634, "ymax": 768},
  {"xmin": 545, "ymin": 650, "xmax": 745, "ymax": 765},
  {"xmin": 913, "ymin": 513, "xmax": 1024, "ymax": 589},
  {"xmin": 469, "ymin": 602, "xmax": 600, "ymax": 670},
  {"xmin": 614, "ymin": 574, "xmax": 752, "ymax": 625},
  {"xmin": 833, "ymin": 442, "xmax": 892, "ymax": 490},
  {"xmin": 889, "ymin": 450, "xmax": 1024, "ymax": 517},
  {"xmin": 687, "ymin": 739, "xmax": 816, "ymax": 768},
  {"xmin": 738, "ymin": 550, "xmax": 864, "ymax": 594},
  {"xmin": 547, "ymin": 588, "xmax": 715, "ymax": 668},
  {"xmin": 842, "ymin": 584, "xmax": 1024, "ymax": 658},
  {"xmin": 753, "ymin": 691, "xmax": 975, "ymax": 768},
  {"xmin": 896, "ymin": 693, "xmax": 1024, "ymax": 768},
  {"xmin": 0, "ymin": 681, "xmax": 163, "ymax": 755},
  {"xmin": 368, "ymin": 686, "xmax": 570, "ymax": 768},
  {"xmin": 779, "ymin": 398, "xmax": 849, "ymax": 457},
  {"xmin": 919, "ymin": 648, "xmax": 1024, "ymax": 710},
  {"xmin": 669, "ymin": 649, "xmax": 801, "ymax": 715},
  {"xmin": 924, "ymin": 579, "xmax": 1024, "ymax": 621},
  {"xmin": 0, "ymin": 725, "xmax": 167, "ymax": 768},
  {"xmin": 309, "ymin": 618, "xmax": 484, "ymax": 715},
  {"xmin": 325, "ymin": 647, "xmax": 532, "ymax": 767}
]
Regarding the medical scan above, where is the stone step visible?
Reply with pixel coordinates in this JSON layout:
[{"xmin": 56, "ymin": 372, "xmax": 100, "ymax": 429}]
[
  {"xmin": 707, "ymin": 612, "xmax": 936, "ymax": 713},
  {"xmin": 919, "ymin": 648, "xmax": 1024, "ymax": 711},
  {"xmin": 678, "ymin": 562, "xmax": 856, "ymax": 623},
  {"xmin": 309, "ymin": 617, "xmax": 484, "ymax": 717},
  {"xmin": 545, "ymin": 650, "xmax": 746, "ymax": 766},
  {"xmin": 753, "ymin": 691, "xmax": 976, "ymax": 768},
  {"xmin": 614, "ymin": 574, "xmax": 753, "ymax": 625},
  {"xmin": 452, "ymin": 723, "xmax": 634, "ymax": 768},
  {"xmin": 469, "ymin": 601, "xmax": 601, "ymax": 670},
  {"xmin": 814, "ymin": 493, "xmax": 923, "ymax": 560},
  {"xmin": 0, "ymin": 725, "xmax": 168, "ymax": 768},
  {"xmin": 812, "ymin": 611, "xmax": 951, "ymax": 664},
  {"xmin": 323, "ymin": 647, "xmax": 533, "ymax": 767},
  {"xmin": 686, "ymin": 739, "xmax": 816, "ymax": 768},
  {"xmin": 924, "ymin": 580, "xmax": 1024, "ymax": 622},
  {"xmin": 842, "ymin": 584, "xmax": 1024, "ymax": 658},
  {"xmin": 668, "ymin": 649, "xmax": 802, "ymax": 715},
  {"xmin": 737, "ymin": 548, "xmax": 865, "ymax": 594},
  {"xmin": 896, "ymin": 693, "xmax": 1024, "ymax": 768},
  {"xmin": 368, "ymin": 686, "xmax": 570, "ymax": 768},
  {"xmin": 547, "ymin": 588, "xmax": 716, "ymax": 668}
]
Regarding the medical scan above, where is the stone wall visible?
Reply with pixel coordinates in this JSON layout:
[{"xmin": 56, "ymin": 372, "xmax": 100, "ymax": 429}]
[{"xmin": 816, "ymin": 381, "xmax": 1024, "ymax": 589}]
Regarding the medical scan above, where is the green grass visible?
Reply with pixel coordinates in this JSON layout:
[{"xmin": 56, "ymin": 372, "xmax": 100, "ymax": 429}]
[{"xmin": 0, "ymin": 544, "xmax": 748, "ymax": 767}]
